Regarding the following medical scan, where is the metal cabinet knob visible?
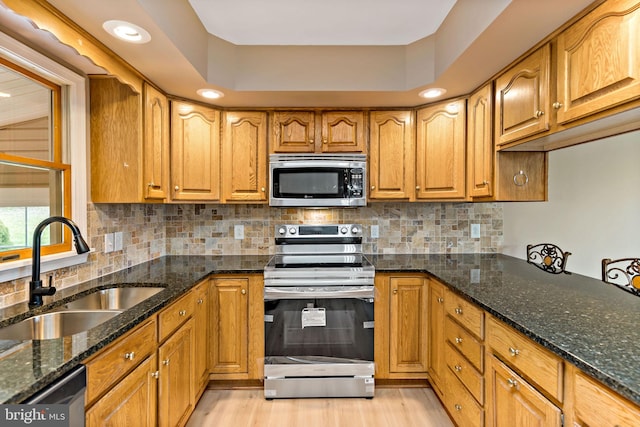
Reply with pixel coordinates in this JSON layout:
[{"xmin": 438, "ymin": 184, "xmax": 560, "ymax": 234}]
[
  {"xmin": 455, "ymin": 337, "xmax": 463, "ymax": 344},
  {"xmin": 392, "ymin": 289, "xmax": 398, "ymax": 294},
  {"xmin": 124, "ymin": 351, "xmax": 135, "ymax": 360},
  {"xmin": 507, "ymin": 378, "xmax": 518, "ymax": 389},
  {"xmin": 454, "ymin": 404, "xmax": 462, "ymax": 411},
  {"xmin": 309, "ymin": 139, "xmax": 314, "ymax": 144},
  {"xmin": 174, "ymin": 185, "xmax": 179, "ymax": 191},
  {"xmin": 454, "ymin": 365, "xmax": 462, "ymax": 372},
  {"xmin": 151, "ymin": 371, "xmax": 159, "ymax": 379},
  {"xmin": 437, "ymin": 297, "xmax": 444, "ymax": 304},
  {"xmin": 535, "ymin": 110, "xmax": 544, "ymax": 118},
  {"xmin": 197, "ymin": 298, "xmax": 204, "ymax": 305},
  {"xmin": 261, "ymin": 187, "xmax": 265, "ymax": 192},
  {"xmin": 179, "ymin": 310, "xmax": 187, "ymax": 316},
  {"xmin": 454, "ymin": 307, "xmax": 463, "ymax": 315},
  {"xmin": 509, "ymin": 347, "xmax": 520, "ymax": 356},
  {"xmin": 163, "ymin": 359, "xmax": 170, "ymax": 366},
  {"xmin": 552, "ymin": 102, "xmax": 563, "ymax": 109},
  {"xmin": 513, "ymin": 170, "xmax": 529, "ymax": 187},
  {"xmin": 241, "ymin": 289, "xmax": 246, "ymax": 295},
  {"xmin": 371, "ymin": 185, "xmax": 375, "ymax": 190},
  {"xmin": 415, "ymin": 186, "xmax": 420, "ymax": 191}
]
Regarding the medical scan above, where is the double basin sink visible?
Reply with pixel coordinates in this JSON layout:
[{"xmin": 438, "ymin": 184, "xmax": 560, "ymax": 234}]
[{"xmin": 0, "ymin": 286, "xmax": 164, "ymax": 341}]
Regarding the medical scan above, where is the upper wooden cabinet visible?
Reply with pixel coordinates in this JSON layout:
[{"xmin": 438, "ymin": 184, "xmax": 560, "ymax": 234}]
[
  {"xmin": 270, "ymin": 111, "xmax": 316, "ymax": 153},
  {"xmin": 222, "ymin": 111, "xmax": 268, "ymax": 202},
  {"xmin": 143, "ymin": 83, "xmax": 170, "ymax": 201},
  {"xmin": 467, "ymin": 83, "xmax": 494, "ymax": 198},
  {"xmin": 170, "ymin": 101, "xmax": 221, "ymax": 201},
  {"xmin": 415, "ymin": 99, "xmax": 467, "ymax": 200},
  {"xmin": 556, "ymin": 0, "xmax": 640, "ymax": 124},
  {"xmin": 495, "ymin": 44, "xmax": 551, "ymax": 147},
  {"xmin": 270, "ymin": 110, "xmax": 366, "ymax": 153},
  {"xmin": 368, "ymin": 111, "xmax": 415, "ymax": 200}
]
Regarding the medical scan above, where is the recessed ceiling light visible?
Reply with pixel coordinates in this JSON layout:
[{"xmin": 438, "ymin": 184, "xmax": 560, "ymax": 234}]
[
  {"xmin": 419, "ymin": 88, "xmax": 447, "ymax": 99},
  {"xmin": 197, "ymin": 89, "xmax": 224, "ymax": 100},
  {"xmin": 103, "ymin": 20, "xmax": 151, "ymax": 44},
  {"xmin": 0, "ymin": 92, "xmax": 11, "ymax": 98}
]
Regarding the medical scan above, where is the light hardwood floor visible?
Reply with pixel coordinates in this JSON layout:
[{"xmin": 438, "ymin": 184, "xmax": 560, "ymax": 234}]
[{"xmin": 186, "ymin": 387, "xmax": 454, "ymax": 427}]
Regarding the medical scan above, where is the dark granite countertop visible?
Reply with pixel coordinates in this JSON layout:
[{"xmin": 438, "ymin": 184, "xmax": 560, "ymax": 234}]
[
  {"xmin": 370, "ymin": 253, "xmax": 640, "ymax": 406},
  {"xmin": 1, "ymin": 253, "xmax": 639, "ymax": 408}
]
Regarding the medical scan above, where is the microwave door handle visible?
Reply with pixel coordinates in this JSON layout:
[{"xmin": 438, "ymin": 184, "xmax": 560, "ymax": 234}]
[{"xmin": 264, "ymin": 286, "xmax": 375, "ymax": 300}]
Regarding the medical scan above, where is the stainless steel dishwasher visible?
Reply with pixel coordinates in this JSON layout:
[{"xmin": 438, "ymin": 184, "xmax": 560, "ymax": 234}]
[{"xmin": 23, "ymin": 365, "xmax": 86, "ymax": 427}]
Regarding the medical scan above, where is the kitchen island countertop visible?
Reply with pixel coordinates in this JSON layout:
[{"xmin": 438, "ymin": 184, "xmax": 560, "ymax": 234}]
[{"xmin": 0, "ymin": 253, "xmax": 638, "ymax": 408}]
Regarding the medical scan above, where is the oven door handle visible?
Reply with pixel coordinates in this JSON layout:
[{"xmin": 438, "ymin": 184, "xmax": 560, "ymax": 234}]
[{"xmin": 264, "ymin": 286, "xmax": 375, "ymax": 300}]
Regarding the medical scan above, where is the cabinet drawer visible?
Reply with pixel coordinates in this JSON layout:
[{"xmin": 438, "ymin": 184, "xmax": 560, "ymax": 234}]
[
  {"xmin": 445, "ymin": 315, "xmax": 483, "ymax": 371},
  {"xmin": 86, "ymin": 318, "xmax": 157, "ymax": 405},
  {"xmin": 487, "ymin": 316, "xmax": 563, "ymax": 402},
  {"xmin": 159, "ymin": 292, "xmax": 195, "ymax": 342},
  {"xmin": 445, "ymin": 291, "xmax": 484, "ymax": 339},
  {"xmin": 574, "ymin": 371, "xmax": 640, "ymax": 426},
  {"xmin": 445, "ymin": 342, "xmax": 484, "ymax": 405},
  {"xmin": 444, "ymin": 368, "xmax": 484, "ymax": 427}
]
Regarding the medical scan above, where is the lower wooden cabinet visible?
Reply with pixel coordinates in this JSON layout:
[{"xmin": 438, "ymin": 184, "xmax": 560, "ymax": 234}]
[
  {"xmin": 85, "ymin": 282, "xmax": 207, "ymax": 427},
  {"xmin": 486, "ymin": 355, "xmax": 562, "ymax": 427},
  {"xmin": 193, "ymin": 280, "xmax": 209, "ymax": 398},
  {"xmin": 86, "ymin": 354, "xmax": 158, "ymax": 427},
  {"xmin": 209, "ymin": 274, "xmax": 264, "ymax": 380},
  {"xmin": 158, "ymin": 320, "xmax": 194, "ymax": 427},
  {"xmin": 375, "ymin": 273, "xmax": 429, "ymax": 379},
  {"xmin": 428, "ymin": 279, "xmax": 446, "ymax": 398}
]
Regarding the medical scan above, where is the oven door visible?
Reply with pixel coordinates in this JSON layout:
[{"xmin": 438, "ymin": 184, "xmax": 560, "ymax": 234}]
[{"xmin": 263, "ymin": 286, "xmax": 374, "ymax": 378}]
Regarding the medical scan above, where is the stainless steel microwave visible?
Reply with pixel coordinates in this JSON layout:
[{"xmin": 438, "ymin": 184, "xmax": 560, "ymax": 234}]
[{"xmin": 269, "ymin": 154, "xmax": 367, "ymax": 207}]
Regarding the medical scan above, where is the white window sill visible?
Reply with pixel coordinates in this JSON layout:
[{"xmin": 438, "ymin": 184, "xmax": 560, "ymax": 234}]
[{"xmin": 0, "ymin": 250, "xmax": 92, "ymax": 283}]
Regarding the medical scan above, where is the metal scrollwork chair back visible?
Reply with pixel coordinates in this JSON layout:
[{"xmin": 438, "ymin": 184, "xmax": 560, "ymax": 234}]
[
  {"xmin": 601, "ymin": 258, "xmax": 640, "ymax": 296},
  {"xmin": 526, "ymin": 243, "xmax": 571, "ymax": 274}
]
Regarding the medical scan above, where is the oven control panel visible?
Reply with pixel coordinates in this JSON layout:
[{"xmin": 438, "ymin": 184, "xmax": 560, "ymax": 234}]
[{"xmin": 275, "ymin": 224, "xmax": 363, "ymax": 238}]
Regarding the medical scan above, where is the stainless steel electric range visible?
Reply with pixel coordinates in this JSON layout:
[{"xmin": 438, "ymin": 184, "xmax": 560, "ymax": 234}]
[{"xmin": 263, "ymin": 224, "xmax": 375, "ymax": 399}]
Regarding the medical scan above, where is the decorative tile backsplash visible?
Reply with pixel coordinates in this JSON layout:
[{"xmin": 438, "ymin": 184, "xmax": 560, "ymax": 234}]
[{"xmin": 0, "ymin": 201, "xmax": 502, "ymax": 306}]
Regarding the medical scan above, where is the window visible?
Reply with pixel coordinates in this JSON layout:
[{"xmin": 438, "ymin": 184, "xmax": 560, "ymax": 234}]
[
  {"xmin": 0, "ymin": 58, "xmax": 71, "ymax": 261},
  {"xmin": 0, "ymin": 31, "xmax": 87, "ymax": 281}
]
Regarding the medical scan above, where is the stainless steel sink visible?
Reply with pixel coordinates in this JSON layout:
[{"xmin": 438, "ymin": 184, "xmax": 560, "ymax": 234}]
[
  {"xmin": 57, "ymin": 286, "xmax": 165, "ymax": 311},
  {"xmin": 0, "ymin": 310, "xmax": 121, "ymax": 340}
]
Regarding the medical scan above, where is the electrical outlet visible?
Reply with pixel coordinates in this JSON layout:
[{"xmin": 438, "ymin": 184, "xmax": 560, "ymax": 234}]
[
  {"xmin": 114, "ymin": 232, "xmax": 123, "ymax": 251},
  {"xmin": 371, "ymin": 225, "xmax": 379, "ymax": 238},
  {"xmin": 104, "ymin": 233, "xmax": 114, "ymax": 253},
  {"xmin": 471, "ymin": 223, "xmax": 481, "ymax": 238},
  {"xmin": 234, "ymin": 225, "xmax": 244, "ymax": 240}
]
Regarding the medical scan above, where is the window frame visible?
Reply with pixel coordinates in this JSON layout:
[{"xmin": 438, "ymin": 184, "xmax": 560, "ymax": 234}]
[{"xmin": 0, "ymin": 31, "xmax": 88, "ymax": 283}]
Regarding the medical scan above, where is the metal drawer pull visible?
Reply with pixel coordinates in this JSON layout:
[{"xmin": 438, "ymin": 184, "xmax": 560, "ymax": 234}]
[
  {"xmin": 454, "ymin": 365, "xmax": 462, "ymax": 372},
  {"xmin": 455, "ymin": 337, "xmax": 463, "ymax": 344},
  {"xmin": 454, "ymin": 307, "xmax": 463, "ymax": 315},
  {"xmin": 437, "ymin": 297, "xmax": 444, "ymax": 303},
  {"xmin": 507, "ymin": 378, "xmax": 519, "ymax": 389},
  {"xmin": 124, "ymin": 351, "xmax": 135, "ymax": 360},
  {"xmin": 179, "ymin": 310, "xmax": 187, "ymax": 316},
  {"xmin": 454, "ymin": 404, "xmax": 462, "ymax": 411},
  {"xmin": 513, "ymin": 170, "xmax": 529, "ymax": 186},
  {"xmin": 509, "ymin": 347, "xmax": 520, "ymax": 356}
]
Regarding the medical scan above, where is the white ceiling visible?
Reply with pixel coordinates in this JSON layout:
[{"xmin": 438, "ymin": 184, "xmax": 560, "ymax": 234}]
[
  {"xmin": 0, "ymin": 0, "xmax": 598, "ymax": 107},
  {"xmin": 188, "ymin": 0, "xmax": 457, "ymax": 46}
]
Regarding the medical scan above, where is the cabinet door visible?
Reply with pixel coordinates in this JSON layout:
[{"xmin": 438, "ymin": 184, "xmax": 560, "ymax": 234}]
[
  {"xmin": 495, "ymin": 44, "xmax": 551, "ymax": 146},
  {"xmin": 271, "ymin": 111, "xmax": 316, "ymax": 153},
  {"xmin": 486, "ymin": 355, "xmax": 562, "ymax": 427},
  {"xmin": 427, "ymin": 279, "xmax": 446, "ymax": 398},
  {"xmin": 415, "ymin": 99, "xmax": 466, "ymax": 199},
  {"xmin": 389, "ymin": 276, "xmax": 428, "ymax": 373},
  {"xmin": 170, "ymin": 101, "xmax": 221, "ymax": 201},
  {"xmin": 467, "ymin": 83, "xmax": 493, "ymax": 198},
  {"xmin": 158, "ymin": 320, "xmax": 194, "ymax": 427},
  {"xmin": 222, "ymin": 111, "xmax": 268, "ymax": 202},
  {"xmin": 193, "ymin": 280, "xmax": 209, "ymax": 398},
  {"xmin": 368, "ymin": 111, "xmax": 415, "ymax": 200},
  {"xmin": 556, "ymin": 0, "xmax": 640, "ymax": 124},
  {"xmin": 86, "ymin": 354, "xmax": 157, "ymax": 427},
  {"xmin": 143, "ymin": 82, "xmax": 170, "ymax": 201},
  {"xmin": 320, "ymin": 111, "xmax": 365, "ymax": 152},
  {"xmin": 210, "ymin": 277, "xmax": 249, "ymax": 375}
]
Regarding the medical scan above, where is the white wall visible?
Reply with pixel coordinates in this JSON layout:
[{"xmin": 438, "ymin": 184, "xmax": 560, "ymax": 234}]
[{"xmin": 502, "ymin": 130, "xmax": 640, "ymax": 279}]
